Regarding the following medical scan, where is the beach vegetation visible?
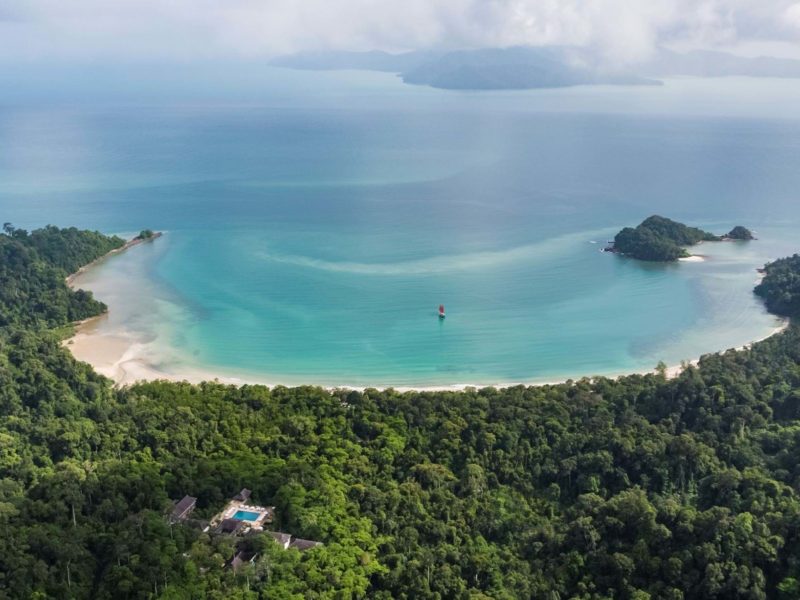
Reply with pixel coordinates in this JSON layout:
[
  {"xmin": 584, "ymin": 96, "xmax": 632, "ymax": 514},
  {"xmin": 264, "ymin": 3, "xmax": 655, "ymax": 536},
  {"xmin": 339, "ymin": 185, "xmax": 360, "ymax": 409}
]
[
  {"xmin": 755, "ymin": 254, "xmax": 800, "ymax": 317},
  {"xmin": 612, "ymin": 215, "xmax": 751, "ymax": 262},
  {"xmin": 0, "ymin": 226, "xmax": 120, "ymax": 328},
  {"xmin": 1, "ymin": 225, "xmax": 800, "ymax": 598},
  {"xmin": 727, "ymin": 225, "xmax": 755, "ymax": 240},
  {"xmin": 613, "ymin": 225, "xmax": 690, "ymax": 261},
  {"xmin": 24, "ymin": 225, "xmax": 125, "ymax": 274}
]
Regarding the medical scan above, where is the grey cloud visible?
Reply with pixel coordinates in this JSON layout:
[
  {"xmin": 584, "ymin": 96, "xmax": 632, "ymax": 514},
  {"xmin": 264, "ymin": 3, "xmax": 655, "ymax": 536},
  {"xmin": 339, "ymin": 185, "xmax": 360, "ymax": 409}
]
[{"xmin": 0, "ymin": 0, "xmax": 798, "ymax": 65}]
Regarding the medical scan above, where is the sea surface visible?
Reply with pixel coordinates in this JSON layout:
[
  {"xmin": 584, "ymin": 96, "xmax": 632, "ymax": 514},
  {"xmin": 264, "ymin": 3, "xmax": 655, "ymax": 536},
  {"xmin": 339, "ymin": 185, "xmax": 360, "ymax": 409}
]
[{"xmin": 2, "ymin": 70, "xmax": 799, "ymax": 386}]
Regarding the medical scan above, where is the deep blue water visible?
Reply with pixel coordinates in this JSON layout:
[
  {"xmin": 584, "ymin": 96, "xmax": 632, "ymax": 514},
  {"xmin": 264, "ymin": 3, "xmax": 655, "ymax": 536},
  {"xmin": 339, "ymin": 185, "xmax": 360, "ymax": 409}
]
[{"xmin": 2, "ymin": 71, "xmax": 798, "ymax": 386}]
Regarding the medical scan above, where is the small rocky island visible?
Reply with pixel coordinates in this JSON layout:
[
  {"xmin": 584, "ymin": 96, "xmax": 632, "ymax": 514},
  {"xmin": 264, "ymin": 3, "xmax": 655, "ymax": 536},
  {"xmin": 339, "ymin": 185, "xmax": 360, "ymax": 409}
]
[
  {"xmin": 135, "ymin": 229, "xmax": 157, "ymax": 241},
  {"xmin": 725, "ymin": 225, "xmax": 756, "ymax": 240},
  {"xmin": 605, "ymin": 215, "xmax": 754, "ymax": 262}
]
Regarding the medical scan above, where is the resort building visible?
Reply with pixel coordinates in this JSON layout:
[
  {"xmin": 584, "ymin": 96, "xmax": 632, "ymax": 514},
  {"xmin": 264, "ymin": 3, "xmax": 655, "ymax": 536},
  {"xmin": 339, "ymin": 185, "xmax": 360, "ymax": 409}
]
[
  {"xmin": 228, "ymin": 550, "xmax": 258, "ymax": 573},
  {"xmin": 170, "ymin": 495, "xmax": 197, "ymax": 523},
  {"xmin": 268, "ymin": 531, "xmax": 292, "ymax": 550},
  {"xmin": 210, "ymin": 489, "xmax": 275, "ymax": 534},
  {"xmin": 210, "ymin": 489, "xmax": 323, "ymax": 553},
  {"xmin": 216, "ymin": 518, "xmax": 247, "ymax": 535},
  {"xmin": 289, "ymin": 537, "xmax": 323, "ymax": 551},
  {"xmin": 233, "ymin": 488, "xmax": 251, "ymax": 502},
  {"xmin": 265, "ymin": 531, "xmax": 322, "ymax": 551}
]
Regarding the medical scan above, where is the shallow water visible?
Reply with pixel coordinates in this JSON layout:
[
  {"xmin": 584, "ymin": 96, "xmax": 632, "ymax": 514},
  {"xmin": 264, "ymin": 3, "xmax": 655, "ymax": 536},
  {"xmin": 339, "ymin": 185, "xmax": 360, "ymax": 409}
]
[{"xmin": 3, "ymin": 71, "xmax": 799, "ymax": 386}]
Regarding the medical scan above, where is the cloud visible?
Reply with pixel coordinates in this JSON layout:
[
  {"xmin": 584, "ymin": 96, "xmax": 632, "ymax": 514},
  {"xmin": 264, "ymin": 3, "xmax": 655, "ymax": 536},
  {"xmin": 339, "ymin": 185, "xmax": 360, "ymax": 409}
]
[
  {"xmin": 0, "ymin": 0, "xmax": 798, "ymax": 66},
  {"xmin": 786, "ymin": 3, "xmax": 800, "ymax": 30}
]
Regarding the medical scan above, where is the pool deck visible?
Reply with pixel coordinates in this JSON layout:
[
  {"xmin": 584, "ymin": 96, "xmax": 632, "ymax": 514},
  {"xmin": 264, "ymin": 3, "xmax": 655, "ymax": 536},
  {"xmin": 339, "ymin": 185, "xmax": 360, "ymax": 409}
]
[{"xmin": 213, "ymin": 499, "xmax": 274, "ymax": 531}]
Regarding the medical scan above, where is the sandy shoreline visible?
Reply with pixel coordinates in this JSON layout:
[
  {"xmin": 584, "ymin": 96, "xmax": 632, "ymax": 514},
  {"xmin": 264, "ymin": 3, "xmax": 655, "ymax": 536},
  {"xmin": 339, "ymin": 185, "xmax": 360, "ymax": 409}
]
[
  {"xmin": 65, "ymin": 320, "xmax": 226, "ymax": 387},
  {"xmin": 65, "ymin": 232, "xmax": 163, "ymax": 287},
  {"xmin": 64, "ymin": 233, "xmax": 790, "ymax": 391},
  {"xmin": 64, "ymin": 311, "xmax": 791, "ymax": 392}
]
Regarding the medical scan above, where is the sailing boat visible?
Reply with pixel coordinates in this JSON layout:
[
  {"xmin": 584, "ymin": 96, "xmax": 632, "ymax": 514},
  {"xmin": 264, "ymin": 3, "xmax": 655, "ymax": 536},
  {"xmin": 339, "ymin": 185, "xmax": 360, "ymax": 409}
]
[{"xmin": 438, "ymin": 304, "xmax": 446, "ymax": 319}]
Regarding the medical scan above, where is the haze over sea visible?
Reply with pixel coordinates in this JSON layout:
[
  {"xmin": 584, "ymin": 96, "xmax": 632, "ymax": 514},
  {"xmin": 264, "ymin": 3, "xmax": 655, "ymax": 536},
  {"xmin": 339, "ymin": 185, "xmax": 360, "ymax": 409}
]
[{"xmin": 3, "ymin": 68, "xmax": 799, "ymax": 387}]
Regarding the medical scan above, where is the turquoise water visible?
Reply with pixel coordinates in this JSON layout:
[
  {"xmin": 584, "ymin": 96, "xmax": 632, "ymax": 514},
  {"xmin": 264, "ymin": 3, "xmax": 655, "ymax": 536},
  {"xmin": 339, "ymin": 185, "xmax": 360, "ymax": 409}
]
[
  {"xmin": 233, "ymin": 510, "xmax": 261, "ymax": 521},
  {"xmin": 2, "ymin": 71, "xmax": 799, "ymax": 386}
]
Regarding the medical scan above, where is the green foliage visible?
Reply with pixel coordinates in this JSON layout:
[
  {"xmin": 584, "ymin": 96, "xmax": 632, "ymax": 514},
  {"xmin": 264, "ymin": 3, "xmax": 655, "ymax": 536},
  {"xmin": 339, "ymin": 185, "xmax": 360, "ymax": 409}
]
[
  {"xmin": 0, "ymin": 226, "xmax": 122, "ymax": 328},
  {"xmin": 755, "ymin": 254, "xmax": 800, "ymax": 318},
  {"xmin": 727, "ymin": 226, "xmax": 755, "ymax": 241},
  {"xmin": 613, "ymin": 215, "xmax": 722, "ymax": 262},
  {"xmin": 136, "ymin": 229, "xmax": 155, "ymax": 240},
  {"xmin": 1, "ymin": 224, "xmax": 800, "ymax": 598},
  {"xmin": 613, "ymin": 226, "xmax": 689, "ymax": 261},
  {"xmin": 638, "ymin": 215, "xmax": 720, "ymax": 246},
  {"xmin": 20, "ymin": 224, "xmax": 125, "ymax": 275}
]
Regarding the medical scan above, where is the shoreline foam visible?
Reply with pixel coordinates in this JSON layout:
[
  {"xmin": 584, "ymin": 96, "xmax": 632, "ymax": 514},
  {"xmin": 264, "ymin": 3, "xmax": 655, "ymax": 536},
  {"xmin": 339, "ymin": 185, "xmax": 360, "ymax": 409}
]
[
  {"xmin": 65, "ymin": 309, "xmax": 791, "ymax": 391},
  {"xmin": 63, "ymin": 233, "xmax": 791, "ymax": 391}
]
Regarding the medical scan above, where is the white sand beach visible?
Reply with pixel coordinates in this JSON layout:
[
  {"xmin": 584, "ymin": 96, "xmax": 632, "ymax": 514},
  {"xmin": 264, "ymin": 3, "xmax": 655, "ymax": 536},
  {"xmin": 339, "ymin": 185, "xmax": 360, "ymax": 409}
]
[
  {"xmin": 66, "ymin": 317, "xmax": 252, "ymax": 387},
  {"xmin": 62, "ymin": 231, "xmax": 792, "ymax": 391},
  {"xmin": 64, "ymin": 310, "xmax": 791, "ymax": 391}
]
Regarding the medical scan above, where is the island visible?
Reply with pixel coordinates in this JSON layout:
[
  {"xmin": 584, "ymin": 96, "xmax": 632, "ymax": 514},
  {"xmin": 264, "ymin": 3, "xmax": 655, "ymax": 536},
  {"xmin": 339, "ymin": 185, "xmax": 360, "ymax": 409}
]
[
  {"xmin": 270, "ymin": 47, "xmax": 660, "ymax": 90},
  {"xmin": 135, "ymin": 228, "xmax": 156, "ymax": 240},
  {"xmin": 725, "ymin": 225, "xmax": 755, "ymax": 240},
  {"xmin": 270, "ymin": 46, "xmax": 800, "ymax": 91},
  {"xmin": 605, "ymin": 215, "xmax": 753, "ymax": 262}
]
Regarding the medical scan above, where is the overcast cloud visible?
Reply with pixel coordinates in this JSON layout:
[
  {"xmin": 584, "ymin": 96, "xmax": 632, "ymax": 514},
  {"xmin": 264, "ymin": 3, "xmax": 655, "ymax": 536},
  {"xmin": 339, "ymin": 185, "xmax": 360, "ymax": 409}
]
[{"xmin": 0, "ymin": 0, "xmax": 799, "ymax": 65}]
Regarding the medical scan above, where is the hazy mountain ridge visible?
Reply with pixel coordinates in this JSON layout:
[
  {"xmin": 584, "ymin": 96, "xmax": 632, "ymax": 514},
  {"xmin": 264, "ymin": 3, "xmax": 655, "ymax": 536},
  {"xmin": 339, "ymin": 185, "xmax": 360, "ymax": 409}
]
[
  {"xmin": 400, "ymin": 47, "xmax": 659, "ymax": 89},
  {"xmin": 646, "ymin": 49, "xmax": 800, "ymax": 78},
  {"xmin": 270, "ymin": 46, "xmax": 800, "ymax": 90}
]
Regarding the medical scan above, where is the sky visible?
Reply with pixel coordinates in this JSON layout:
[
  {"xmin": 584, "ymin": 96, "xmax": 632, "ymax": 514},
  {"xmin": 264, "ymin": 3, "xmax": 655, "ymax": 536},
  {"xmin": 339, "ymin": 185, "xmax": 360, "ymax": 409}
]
[{"xmin": 1, "ymin": 0, "xmax": 799, "ymax": 67}]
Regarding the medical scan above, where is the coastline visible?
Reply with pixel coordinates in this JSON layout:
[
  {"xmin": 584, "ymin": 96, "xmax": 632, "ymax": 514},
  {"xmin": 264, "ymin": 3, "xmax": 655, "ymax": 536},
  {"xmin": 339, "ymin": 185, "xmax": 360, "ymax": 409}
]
[
  {"xmin": 65, "ymin": 304, "xmax": 791, "ymax": 392},
  {"xmin": 66, "ymin": 232, "xmax": 163, "ymax": 287},
  {"xmin": 63, "ymin": 230, "xmax": 790, "ymax": 391},
  {"xmin": 658, "ymin": 317, "xmax": 789, "ymax": 379}
]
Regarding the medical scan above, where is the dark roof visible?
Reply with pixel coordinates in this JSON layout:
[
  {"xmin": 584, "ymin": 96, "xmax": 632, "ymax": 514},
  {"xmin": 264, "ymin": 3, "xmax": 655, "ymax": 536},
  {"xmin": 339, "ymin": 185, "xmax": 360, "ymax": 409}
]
[
  {"xmin": 267, "ymin": 531, "xmax": 292, "ymax": 548},
  {"xmin": 218, "ymin": 518, "xmax": 247, "ymax": 534},
  {"xmin": 289, "ymin": 538, "xmax": 323, "ymax": 551},
  {"xmin": 171, "ymin": 495, "xmax": 197, "ymax": 521},
  {"xmin": 233, "ymin": 488, "xmax": 252, "ymax": 502},
  {"xmin": 229, "ymin": 550, "xmax": 257, "ymax": 571}
]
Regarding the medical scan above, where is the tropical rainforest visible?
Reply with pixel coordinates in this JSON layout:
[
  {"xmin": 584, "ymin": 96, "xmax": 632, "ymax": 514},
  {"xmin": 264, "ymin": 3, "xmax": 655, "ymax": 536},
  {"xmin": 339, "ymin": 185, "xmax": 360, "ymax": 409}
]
[
  {"xmin": 1, "ymin": 225, "xmax": 800, "ymax": 599},
  {"xmin": 611, "ymin": 215, "xmax": 752, "ymax": 262},
  {"xmin": 756, "ymin": 255, "xmax": 800, "ymax": 319}
]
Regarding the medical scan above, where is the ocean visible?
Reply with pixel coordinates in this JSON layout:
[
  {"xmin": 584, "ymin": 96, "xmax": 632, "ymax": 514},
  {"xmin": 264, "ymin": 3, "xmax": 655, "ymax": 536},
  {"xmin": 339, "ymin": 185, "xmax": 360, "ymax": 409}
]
[{"xmin": 2, "ymin": 70, "xmax": 799, "ymax": 386}]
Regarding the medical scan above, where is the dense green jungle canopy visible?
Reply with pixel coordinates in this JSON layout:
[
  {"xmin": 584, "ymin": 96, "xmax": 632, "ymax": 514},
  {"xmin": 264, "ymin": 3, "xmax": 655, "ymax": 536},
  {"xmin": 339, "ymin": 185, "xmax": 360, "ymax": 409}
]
[
  {"xmin": 612, "ymin": 216, "xmax": 750, "ymax": 262},
  {"xmin": 1, "ymin": 226, "xmax": 800, "ymax": 599}
]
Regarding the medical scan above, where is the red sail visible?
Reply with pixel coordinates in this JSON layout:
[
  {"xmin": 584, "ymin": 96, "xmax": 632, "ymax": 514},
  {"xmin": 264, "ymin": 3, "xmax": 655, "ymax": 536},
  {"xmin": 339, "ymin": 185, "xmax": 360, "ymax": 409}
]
[{"xmin": 439, "ymin": 304, "xmax": 445, "ymax": 314}]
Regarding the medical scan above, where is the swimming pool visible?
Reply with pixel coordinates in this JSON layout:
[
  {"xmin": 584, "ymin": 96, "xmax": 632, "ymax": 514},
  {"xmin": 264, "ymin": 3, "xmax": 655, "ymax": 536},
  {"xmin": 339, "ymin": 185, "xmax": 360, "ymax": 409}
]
[{"xmin": 233, "ymin": 510, "xmax": 261, "ymax": 521}]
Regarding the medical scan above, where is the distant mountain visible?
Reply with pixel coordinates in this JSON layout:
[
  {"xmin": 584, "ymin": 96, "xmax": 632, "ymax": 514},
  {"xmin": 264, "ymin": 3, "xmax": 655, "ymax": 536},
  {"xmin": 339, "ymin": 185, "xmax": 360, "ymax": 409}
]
[
  {"xmin": 270, "ymin": 46, "xmax": 800, "ymax": 91},
  {"xmin": 400, "ymin": 47, "xmax": 658, "ymax": 90},
  {"xmin": 270, "ymin": 47, "xmax": 659, "ymax": 90},
  {"xmin": 645, "ymin": 49, "xmax": 800, "ymax": 78}
]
